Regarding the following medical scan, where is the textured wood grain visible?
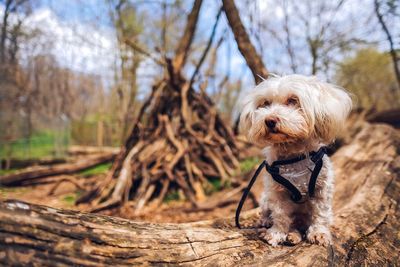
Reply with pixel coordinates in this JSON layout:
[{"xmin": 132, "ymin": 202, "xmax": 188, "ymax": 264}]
[{"xmin": 0, "ymin": 123, "xmax": 399, "ymax": 266}]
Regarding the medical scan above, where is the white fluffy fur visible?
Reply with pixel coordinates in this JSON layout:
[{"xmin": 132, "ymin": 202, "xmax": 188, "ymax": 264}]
[{"xmin": 239, "ymin": 74, "xmax": 352, "ymax": 247}]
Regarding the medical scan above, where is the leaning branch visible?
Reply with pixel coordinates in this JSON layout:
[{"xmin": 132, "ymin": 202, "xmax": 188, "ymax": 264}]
[
  {"xmin": 172, "ymin": 0, "xmax": 203, "ymax": 73},
  {"xmin": 124, "ymin": 39, "xmax": 166, "ymax": 66},
  {"xmin": 222, "ymin": 0, "xmax": 268, "ymax": 84},
  {"xmin": 189, "ymin": 7, "xmax": 223, "ymax": 88},
  {"xmin": 0, "ymin": 152, "xmax": 117, "ymax": 186}
]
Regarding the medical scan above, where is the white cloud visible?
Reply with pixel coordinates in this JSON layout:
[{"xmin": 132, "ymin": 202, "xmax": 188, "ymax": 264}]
[
  {"xmin": 21, "ymin": 7, "xmax": 118, "ymax": 81},
  {"xmin": 1, "ymin": 6, "xmax": 163, "ymax": 94}
]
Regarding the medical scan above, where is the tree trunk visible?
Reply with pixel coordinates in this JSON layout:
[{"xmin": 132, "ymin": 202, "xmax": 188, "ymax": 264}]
[
  {"xmin": 0, "ymin": 152, "xmax": 117, "ymax": 186},
  {"xmin": 367, "ymin": 108, "xmax": 400, "ymax": 128},
  {"xmin": 0, "ymin": 0, "xmax": 11, "ymax": 63},
  {"xmin": 1, "ymin": 123, "xmax": 399, "ymax": 266},
  {"xmin": 222, "ymin": 0, "xmax": 268, "ymax": 84}
]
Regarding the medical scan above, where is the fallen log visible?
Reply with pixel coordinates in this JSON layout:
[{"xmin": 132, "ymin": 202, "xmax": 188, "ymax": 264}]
[
  {"xmin": 367, "ymin": 108, "xmax": 400, "ymax": 128},
  {"xmin": 0, "ymin": 153, "xmax": 117, "ymax": 186},
  {"xmin": 0, "ymin": 123, "xmax": 399, "ymax": 266},
  {"xmin": 68, "ymin": 146, "xmax": 120, "ymax": 156},
  {"xmin": 0, "ymin": 158, "xmax": 67, "ymax": 169}
]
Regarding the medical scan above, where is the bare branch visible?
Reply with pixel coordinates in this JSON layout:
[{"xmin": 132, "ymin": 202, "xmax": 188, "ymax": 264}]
[
  {"xmin": 172, "ymin": 0, "xmax": 203, "ymax": 73},
  {"xmin": 189, "ymin": 7, "xmax": 223, "ymax": 88},
  {"xmin": 124, "ymin": 38, "xmax": 166, "ymax": 66},
  {"xmin": 222, "ymin": 0, "xmax": 268, "ymax": 84}
]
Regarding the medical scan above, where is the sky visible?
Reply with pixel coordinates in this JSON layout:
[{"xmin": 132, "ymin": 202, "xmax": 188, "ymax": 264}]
[
  {"xmin": 13, "ymin": 0, "xmax": 252, "ymax": 96},
  {"xmin": 1, "ymin": 0, "xmax": 397, "ymax": 99}
]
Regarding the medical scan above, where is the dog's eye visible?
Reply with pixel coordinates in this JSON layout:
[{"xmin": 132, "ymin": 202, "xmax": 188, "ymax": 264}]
[
  {"xmin": 286, "ymin": 96, "xmax": 298, "ymax": 106},
  {"xmin": 258, "ymin": 100, "xmax": 270, "ymax": 108}
]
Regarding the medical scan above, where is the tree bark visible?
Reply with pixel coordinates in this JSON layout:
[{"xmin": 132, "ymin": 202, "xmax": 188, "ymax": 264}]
[
  {"xmin": 222, "ymin": 0, "xmax": 268, "ymax": 84},
  {"xmin": 0, "ymin": 152, "xmax": 117, "ymax": 186},
  {"xmin": 0, "ymin": 0, "xmax": 11, "ymax": 63},
  {"xmin": 367, "ymin": 108, "xmax": 400, "ymax": 128},
  {"xmin": 1, "ymin": 123, "xmax": 399, "ymax": 266}
]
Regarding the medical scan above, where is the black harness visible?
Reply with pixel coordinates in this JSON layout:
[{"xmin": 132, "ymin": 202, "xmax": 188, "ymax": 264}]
[{"xmin": 235, "ymin": 146, "xmax": 327, "ymax": 229}]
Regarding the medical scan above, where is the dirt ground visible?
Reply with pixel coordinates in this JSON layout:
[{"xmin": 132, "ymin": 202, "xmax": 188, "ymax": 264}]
[
  {"xmin": 0, "ymin": 143, "xmax": 264, "ymax": 223},
  {"xmin": 0, "ymin": 171, "xmax": 264, "ymax": 223}
]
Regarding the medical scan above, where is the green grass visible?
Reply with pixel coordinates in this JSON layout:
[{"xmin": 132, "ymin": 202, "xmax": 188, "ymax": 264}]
[
  {"xmin": 240, "ymin": 157, "xmax": 262, "ymax": 173},
  {"xmin": 78, "ymin": 162, "xmax": 112, "ymax": 177},
  {"xmin": 204, "ymin": 178, "xmax": 220, "ymax": 195},
  {"xmin": 62, "ymin": 194, "xmax": 77, "ymax": 205},
  {"xmin": 164, "ymin": 190, "xmax": 180, "ymax": 203},
  {"xmin": 204, "ymin": 178, "xmax": 232, "ymax": 195},
  {"xmin": 0, "ymin": 186, "xmax": 27, "ymax": 198},
  {"xmin": 0, "ymin": 131, "xmax": 69, "ymax": 160},
  {"xmin": 0, "ymin": 169, "xmax": 18, "ymax": 176},
  {"xmin": 61, "ymin": 191, "xmax": 82, "ymax": 206}
]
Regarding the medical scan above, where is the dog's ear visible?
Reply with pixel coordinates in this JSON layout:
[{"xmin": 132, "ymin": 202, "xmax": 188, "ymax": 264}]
[{"xmin": 313, "ymin": 82, "xmax": 352, "ymax": 143}]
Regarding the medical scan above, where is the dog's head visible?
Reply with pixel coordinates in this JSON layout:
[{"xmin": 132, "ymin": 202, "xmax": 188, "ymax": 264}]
[{"xmin": 239, "ymin": 74, "xmax": 352, "ymax": 146}]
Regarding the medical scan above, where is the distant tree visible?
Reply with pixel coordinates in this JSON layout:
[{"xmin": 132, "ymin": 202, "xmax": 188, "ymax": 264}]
[
  {"xmin": 374, "ymin": 0, "xmax": 400, "ymax": 89},
  {"xmin": 0, "ymin": 0, "xmax": 33, "ymax": 166},
  {"xmin": 108, "ymin": 0, "xmax": 144, "ymax": 140},
  {"xmin": 253, "ymin": 0, "xmax": 367, "ymax": 77},
  {"xmin": 336, "ymin": 48, "xmax": 400, "ymax": 111}
]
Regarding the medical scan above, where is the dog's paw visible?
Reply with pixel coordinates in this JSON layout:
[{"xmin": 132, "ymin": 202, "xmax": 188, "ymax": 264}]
[
  {"xmin": 240, "ymin": 221, "xmax": 257, "ymax": 229},
  {"xmin": 307, "ymin": 228, "xmax": 331, "ymax": 246},
  {"xmin": 259, "ymin": 216, "xmax": 273, "ymax": 228},
  {"xmin": 241, "ymin": 215, "xmax": 272, "ymax": 229},
  {"xmin": 286, "ymin": 231, "xmax": 302, "ymax": 245},
  {"xmin": 259, "ymin": 229, "xmax": 287, "ymax": 247}
]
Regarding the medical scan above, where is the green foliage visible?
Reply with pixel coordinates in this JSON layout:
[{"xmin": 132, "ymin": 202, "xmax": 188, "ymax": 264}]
[
  {"xmin": 0, "ymin": 131, "xmax": 69, "ymax": 160},
  {"xmin": 0, "ymin": 186, "xmax": 26, "ymax": 198},
  {"xmin": 0, "ymin": 169, "xmax": 18, "ymax": 175},
  {"xmin": 240, "ymin": 157, "xmax": 262, "ymax": 173},
  {"xmin": 164, "ymin": 190, "xmax": 180, "ymax": 203},
  {"xmin": 208, "ymin": 177, "xmax": 222, "ymax": 193},
  {"xmin": 61, "ymin": 191, "xmax": 82, "ymax": 206},
  {"xmin": 204, "ymin": 178, "xmax": 232, "ymax": 195},
  {"xmin": 336, "ymin": 48, "xmax": 400, "ymax": 111},
  {"xmin": 62, "ymin": 194, "xmax": 76, "ymax": 205},
  {"xmin": 78, "ymin": 162, "xmax": 112, "ymax": 177},
  {"xmin": 114, "ymin": 1, "xmax": 143, "ymax": 40}
]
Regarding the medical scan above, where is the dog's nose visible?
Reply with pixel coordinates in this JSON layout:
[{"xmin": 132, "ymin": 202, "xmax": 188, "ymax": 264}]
[{"xmin": 265, "ymin": 119, "xmax": 277, "ymax": 129}]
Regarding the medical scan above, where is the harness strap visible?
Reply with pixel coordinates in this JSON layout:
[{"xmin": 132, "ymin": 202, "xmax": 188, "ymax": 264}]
[
  {"xmin": 266, "ymin": 147, "xmax": 326, "ymax": 202},
  {"xmin": 308, "ymin": 148, "xmax": 326, "ymax": 197},
  {"xmin": 235, "ymin": 147, "xmax": 327, "ymax": 229},
  {"xmin": 235, "ymin": 160, "xmax": 266, "ymax": 229},
  {"xmin": 266, "ymin": 164, "xmax": 303, "ymax": 202}
]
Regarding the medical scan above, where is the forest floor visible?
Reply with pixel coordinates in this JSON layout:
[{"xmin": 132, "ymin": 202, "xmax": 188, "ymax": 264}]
[{"xmin": 0, "ymin": 146, "xmax": 263, "ymax": 223}]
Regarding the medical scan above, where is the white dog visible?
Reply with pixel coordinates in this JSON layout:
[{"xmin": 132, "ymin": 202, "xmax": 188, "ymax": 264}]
[{"xmin": 239, "ymin": 74, "xmax": 352, "ymax": 246}]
